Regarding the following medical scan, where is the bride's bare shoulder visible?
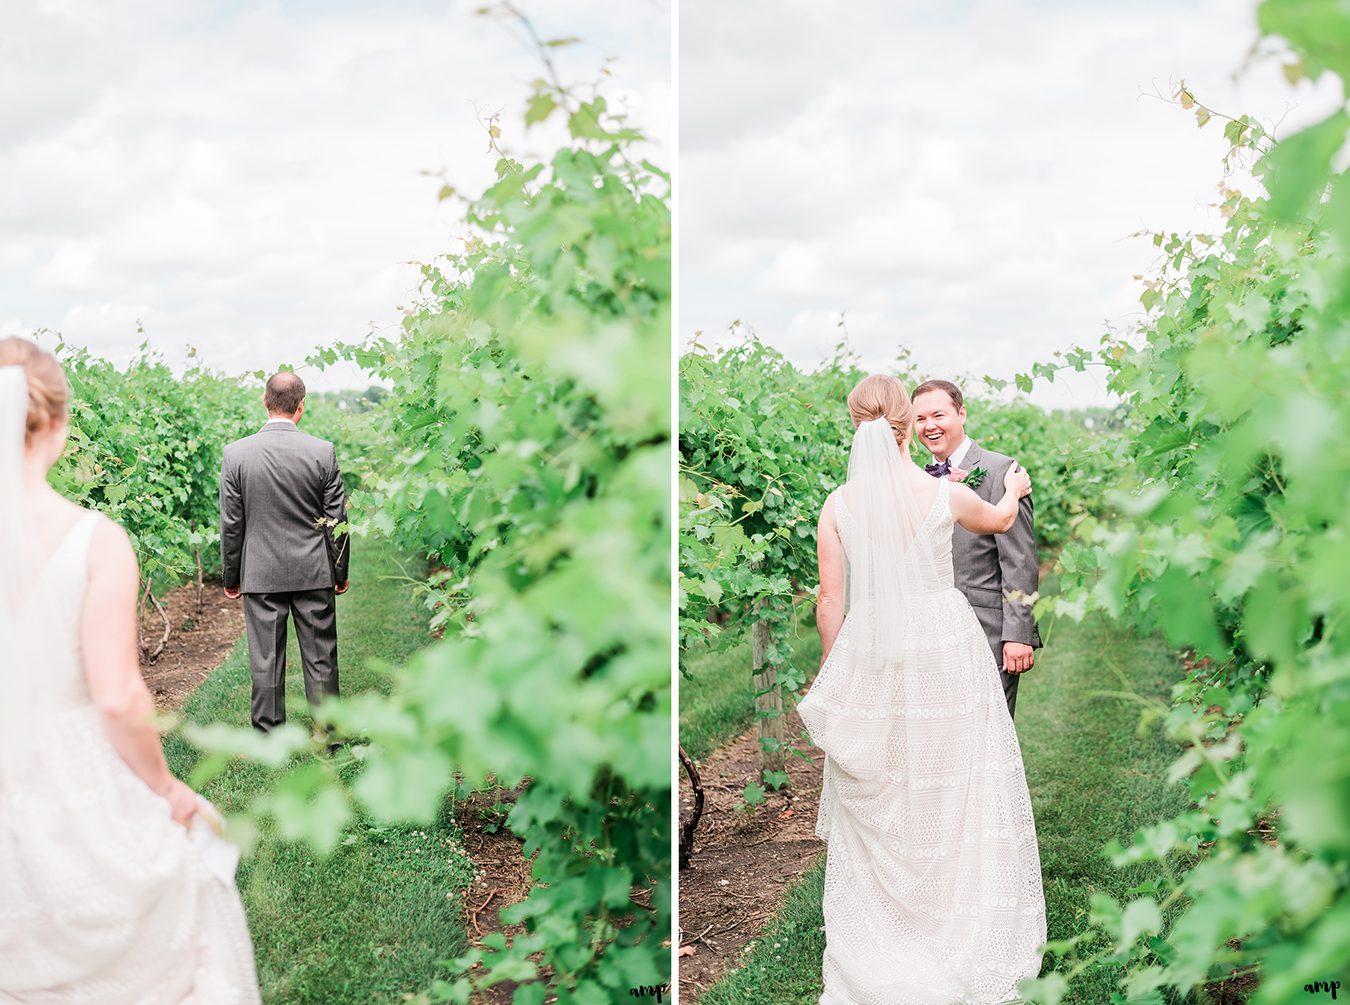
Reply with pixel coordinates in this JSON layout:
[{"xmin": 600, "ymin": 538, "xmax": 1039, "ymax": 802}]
[
  {"xmin": 42, "ymin": 496, "xmax": 106, "ymax": 540},
  {"xmin": 819, "ymin": 485, "xmax": 846, "ymax": 525},
  {"xmin": 84, "ymin": 509, "xmax": 135, "ymax": 570},
  {"xmin": 899, "ymin": 467, "xmax": 942, "ymax": 505}
]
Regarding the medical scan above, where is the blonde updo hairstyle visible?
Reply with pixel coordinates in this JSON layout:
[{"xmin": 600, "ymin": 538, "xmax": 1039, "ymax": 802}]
[
  {"xmin": 0, "ymin": 337, "xmax": 70, "ymax": 447},
  {"xmin": 847, "ymin": 373, "xmax": 913, "ymax": 445}
]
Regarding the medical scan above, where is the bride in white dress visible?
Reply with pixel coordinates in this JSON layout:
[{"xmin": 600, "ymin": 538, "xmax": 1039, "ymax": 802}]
[
  {"xmin": 798, "ymin": 375, "xmax": 1047, "ymax": 1005},
  {"xmin": 0, "ymin": 339, "xmax": 260, "ymax": 1003}
]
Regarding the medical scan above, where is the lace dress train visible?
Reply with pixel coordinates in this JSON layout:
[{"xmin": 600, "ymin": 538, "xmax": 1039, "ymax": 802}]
[{"xmin": 799, "ymin": 477, "xmax": 1046, "ymax": 1005}]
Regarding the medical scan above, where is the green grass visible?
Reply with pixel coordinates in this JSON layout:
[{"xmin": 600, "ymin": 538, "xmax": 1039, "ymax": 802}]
[
  {"xmin": 1018, "ymin": 612, "xmax": 1195, "ymax": 1002},
  {"xmin": 704, "ymin": 863, "xmax": 828, "ymax": 1003},
  {"xmin": 679, "ymin": 605, "xmax": 822, "ymax": 761},
  {"xmin": 163, "ymin": 539, "xmax": 476, "ymax": 1005},
  {"xmin": 691, "ymin": 604, "xmax": 1193, "ymax": 1005}
]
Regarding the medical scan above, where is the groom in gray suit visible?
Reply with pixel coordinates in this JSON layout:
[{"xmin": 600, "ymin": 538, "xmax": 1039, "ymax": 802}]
[
  {"xmin": 220, "ymin": 372, "xmax": 350, "ymax": 733},
  {"xmin": 912, "ymin": 379, "xmax": 1041, "ymax": 719}
]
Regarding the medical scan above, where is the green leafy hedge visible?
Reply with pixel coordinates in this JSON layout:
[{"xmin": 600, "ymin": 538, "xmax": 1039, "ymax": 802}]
[
  {"xmin": 298, "ymin": 73, "xmax": 671, "ymax": 1003},
  {"xmin": 1012, "ymin": 4, "xmax": 1350, "ymax": 999},
  {"xmin": 51, "ymin": 342, "xmax": 259, "ymax": 588}
]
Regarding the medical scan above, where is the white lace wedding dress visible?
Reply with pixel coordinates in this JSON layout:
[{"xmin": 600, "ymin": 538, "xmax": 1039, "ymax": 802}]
[
  {"xmin": 0, "ymin": 510, "xmax": 260, "ymax": 1004},
  {"xmin": 799, "ymin": 468, "xmax": 1047, "ymax": 1004}
]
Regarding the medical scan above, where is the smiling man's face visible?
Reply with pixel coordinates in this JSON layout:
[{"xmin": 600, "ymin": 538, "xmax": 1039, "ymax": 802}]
[{"xmin": 912, "ymin": 388, "xmax": 967, "ymax": 462}]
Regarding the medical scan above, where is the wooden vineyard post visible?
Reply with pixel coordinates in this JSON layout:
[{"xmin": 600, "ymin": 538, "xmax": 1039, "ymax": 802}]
[{"xmin": 752, "ymin": 609, "xmax": 785, "ymax": 775}]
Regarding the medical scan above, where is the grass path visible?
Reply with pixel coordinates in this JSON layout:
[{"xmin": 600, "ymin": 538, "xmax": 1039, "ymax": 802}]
[
  {"xmin": 683, "ymin": 604, "xmax": 1193, "ymax": 1004},
  {"xmin": 679, "ymin": 604, "xmax": 821, "ymax": 762},
  {"xmin": 163, "ymin": 539, "xmax": 476, "ymax": 1005}
]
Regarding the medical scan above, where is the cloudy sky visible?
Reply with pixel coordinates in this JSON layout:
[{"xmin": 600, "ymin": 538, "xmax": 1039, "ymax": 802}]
[
  {"xmin": 1, "ymin": 0, "xmax": 670, "ymax": 389},
  {"xmin": 679, "ymin": 0, "xmax": 1341, "ymax": 407}
]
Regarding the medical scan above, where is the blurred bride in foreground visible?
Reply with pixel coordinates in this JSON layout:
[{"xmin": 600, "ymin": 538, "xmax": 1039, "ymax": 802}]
[{"xmin": 0, "ymin": 337, "xmax": 259, "ymax": 1003}]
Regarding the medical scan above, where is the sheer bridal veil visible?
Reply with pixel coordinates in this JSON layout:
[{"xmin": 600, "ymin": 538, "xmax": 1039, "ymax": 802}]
[
  {"xmin": 803, "ymin": 415, "xmax": 949, "ymax": 775},
  {"xmin": 0, "ymin": 366, "xmax": 32, "ymax": 613}
]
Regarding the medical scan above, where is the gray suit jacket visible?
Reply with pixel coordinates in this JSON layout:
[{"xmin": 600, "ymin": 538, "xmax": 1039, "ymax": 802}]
[
  {"xmin": 951, "ymin": 440, "xmax": 1041, "ymax": 660},
  {"xmin": 220, "ymin": 422, "xmax": 350, "ymax": 594}
]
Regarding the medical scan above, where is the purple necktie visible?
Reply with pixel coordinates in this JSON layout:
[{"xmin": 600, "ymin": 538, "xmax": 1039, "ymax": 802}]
[{"xmin": 925, "ymin": 460, "xmax": 950, "ymax": 478}]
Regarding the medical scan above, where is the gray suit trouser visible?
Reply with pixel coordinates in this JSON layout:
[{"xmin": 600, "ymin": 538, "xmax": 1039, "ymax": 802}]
[
  {"xmin": 968, "ymin": 601, "xmax": 1020, "ymax": 720},
  {"xmin": 243, "ymin": 589, "xmax": 339, "ymax": 732}
]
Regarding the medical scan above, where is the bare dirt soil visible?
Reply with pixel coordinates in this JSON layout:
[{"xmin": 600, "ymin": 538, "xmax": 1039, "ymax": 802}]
[
  {"xmin": 140, "ymin": 577, "xmax": 247, "ymax": 710},
  {"xmin": 461, "ymin": 785, "xmax": 537, "ymax": 1005},
  {"xmin": 677, "ymin": 707, "xmax": 826, "ymax": 1002}
]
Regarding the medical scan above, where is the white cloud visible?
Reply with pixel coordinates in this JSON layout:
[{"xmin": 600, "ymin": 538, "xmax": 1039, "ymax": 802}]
[
  {"xmin": 58, "ymin": 302, "xmax": 157, "ymax": 349},
  {"xmin": 1, "ymin": 0, "xmax": 670, "ymax": 389},
  {"xmin": 679, "ymin": 0, "xmax": 1341, "ymax": 408}
]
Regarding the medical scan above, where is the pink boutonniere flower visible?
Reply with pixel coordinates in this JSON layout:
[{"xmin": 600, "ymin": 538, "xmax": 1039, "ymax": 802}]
[{"xmin": 948, "ymin": 466, "xmax": 968, "ymax": 483}]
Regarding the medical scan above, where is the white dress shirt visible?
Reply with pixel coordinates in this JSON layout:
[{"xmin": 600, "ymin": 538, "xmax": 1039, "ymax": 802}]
[{"xmin": 947, "ymin": 436, "xmax": 972, "ymax": 469}]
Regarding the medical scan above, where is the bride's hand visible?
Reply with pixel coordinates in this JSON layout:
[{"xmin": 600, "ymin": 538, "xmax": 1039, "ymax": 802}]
[
  {"xmin": 162, "ymin": 778, "xmax": 200, "ymax": 828},
  {"xmin": 1004, "ymin": 461, "xmax": 1032, "ymax": 499}
]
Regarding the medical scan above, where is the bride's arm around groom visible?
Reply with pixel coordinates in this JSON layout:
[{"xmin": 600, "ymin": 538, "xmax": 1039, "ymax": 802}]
[{"xmin": 813, "ymin": 438, "xmax": 1031, "ymax": 670}]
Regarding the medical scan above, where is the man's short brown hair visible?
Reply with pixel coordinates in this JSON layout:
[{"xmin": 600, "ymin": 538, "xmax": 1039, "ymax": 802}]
[
  {"xmin": 910, "ymin": 378, "xmax": 964, "ymax": 410},
  {"xmin": 265, "ymin": 371, "xmax": 306, "ymax": 415}
]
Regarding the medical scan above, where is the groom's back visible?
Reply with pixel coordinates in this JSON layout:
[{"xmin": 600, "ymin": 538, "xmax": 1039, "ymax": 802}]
[{"xmin": 220, "ymin": 424, "xmax": 342, "ymax": 594}]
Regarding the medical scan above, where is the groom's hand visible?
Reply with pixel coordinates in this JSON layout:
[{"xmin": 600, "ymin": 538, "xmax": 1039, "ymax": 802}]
[
  {"xmin": 1003, "ymin": 641, "xmax": 1035, "ymax": 674},
  {"xmin": 223, "ymin": 586, "xmax": 242, "ymax": 600},
  {"xmin": 335, "ymin": 580, "xmax": 349, "ymax": 595}
]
